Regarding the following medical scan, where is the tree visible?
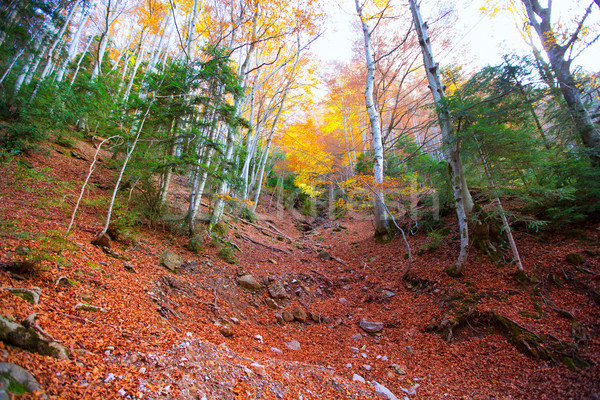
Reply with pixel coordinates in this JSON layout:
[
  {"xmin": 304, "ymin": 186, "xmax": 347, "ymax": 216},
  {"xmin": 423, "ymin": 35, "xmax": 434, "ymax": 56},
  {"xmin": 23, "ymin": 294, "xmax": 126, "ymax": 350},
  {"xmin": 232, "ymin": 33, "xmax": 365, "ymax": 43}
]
[
  {"xmin": 354, "ymin": 0, "xmax": 392, "ymax": 241},
  {"xmin": 409, "ymin": 0, "xmax": 474, "ymax": 276},
  {"xmin": 521, "ymin": 0, "xmax": 600, "ymax": 165}
]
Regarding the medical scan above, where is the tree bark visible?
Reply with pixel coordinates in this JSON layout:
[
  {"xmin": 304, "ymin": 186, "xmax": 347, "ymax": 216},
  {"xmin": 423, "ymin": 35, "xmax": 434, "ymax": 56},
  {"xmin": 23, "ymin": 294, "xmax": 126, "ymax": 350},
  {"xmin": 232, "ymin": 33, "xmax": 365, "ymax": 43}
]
[
  {"xmin": 521, "ymin": 0, "xmax": 600, "ymax": 164},
  {"xmin": 409, "ymin": 0, "xmax": 473, "ymax": 275},
  {"xmin": 355, "ymin": 0, "xmax": 391, "ymax": 240}
]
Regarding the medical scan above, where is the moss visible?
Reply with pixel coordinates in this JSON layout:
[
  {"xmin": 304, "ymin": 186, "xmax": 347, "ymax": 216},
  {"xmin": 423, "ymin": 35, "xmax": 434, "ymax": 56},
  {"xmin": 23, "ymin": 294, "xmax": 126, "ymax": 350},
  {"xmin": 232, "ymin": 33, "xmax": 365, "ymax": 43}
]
[
  {"xmin": 566, "ymin": 253, "xmax": 585, "ymax": 266},
  {"xmin": 445, "ymin": 266, "xmax": 462, "ymax": 277},
  {"xmin": 1, "ymin": 373, "xmax": 27, "ymax": 394}
]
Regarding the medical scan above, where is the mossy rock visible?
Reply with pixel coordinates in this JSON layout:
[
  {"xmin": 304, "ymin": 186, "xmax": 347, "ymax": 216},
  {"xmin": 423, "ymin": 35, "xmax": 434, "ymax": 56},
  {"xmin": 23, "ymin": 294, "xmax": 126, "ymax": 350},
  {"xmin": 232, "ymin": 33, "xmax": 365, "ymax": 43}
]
[{"xmin": 566, "ymin": 253, "xmax": 585, "ymax": 266}]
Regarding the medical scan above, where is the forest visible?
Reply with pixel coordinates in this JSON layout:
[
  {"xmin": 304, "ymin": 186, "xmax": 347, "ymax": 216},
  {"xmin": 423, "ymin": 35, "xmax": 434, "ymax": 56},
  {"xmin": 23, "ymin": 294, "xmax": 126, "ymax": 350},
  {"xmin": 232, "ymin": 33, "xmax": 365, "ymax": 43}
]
[{"xmin": 0, "ymin": 0, "xmax": 599, "ymax": 398}]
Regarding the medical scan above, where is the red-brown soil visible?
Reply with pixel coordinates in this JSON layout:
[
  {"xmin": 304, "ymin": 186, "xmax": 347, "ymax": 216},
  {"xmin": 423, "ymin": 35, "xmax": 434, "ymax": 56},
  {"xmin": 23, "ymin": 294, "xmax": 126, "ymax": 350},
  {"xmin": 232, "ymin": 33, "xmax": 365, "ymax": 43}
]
[{"xmin": 0, "ymin": 140, "xmax": 599, "ymax": 399}]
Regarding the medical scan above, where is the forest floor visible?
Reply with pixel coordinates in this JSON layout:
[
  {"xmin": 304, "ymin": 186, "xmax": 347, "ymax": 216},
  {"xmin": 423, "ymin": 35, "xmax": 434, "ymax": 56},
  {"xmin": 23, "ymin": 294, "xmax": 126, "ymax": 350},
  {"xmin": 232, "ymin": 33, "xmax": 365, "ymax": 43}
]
[{"xmin": 0, "ymin": 138, "xmax": 599, "ymax": 399}]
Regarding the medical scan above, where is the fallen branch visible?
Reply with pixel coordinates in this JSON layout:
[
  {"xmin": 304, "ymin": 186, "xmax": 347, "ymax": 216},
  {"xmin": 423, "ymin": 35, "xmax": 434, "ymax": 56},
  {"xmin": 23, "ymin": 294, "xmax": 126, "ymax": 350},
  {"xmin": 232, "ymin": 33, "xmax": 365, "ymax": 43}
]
[
  {"xmin": 541, "ymin": 294, "xmax": 575, "ymax": 319},
  {"xmin": 238, "ymin": 234, "xmax": 291, "ymax": 254}
]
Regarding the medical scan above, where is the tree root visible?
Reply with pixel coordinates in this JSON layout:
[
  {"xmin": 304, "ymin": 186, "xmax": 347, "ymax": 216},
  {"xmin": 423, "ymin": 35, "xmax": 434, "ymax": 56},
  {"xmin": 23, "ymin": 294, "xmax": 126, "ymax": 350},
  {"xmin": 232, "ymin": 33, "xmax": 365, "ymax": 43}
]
[
  {"xmin": 0, "ymin": 315, "xmax": 69, "ymax": 359},
  {"xmin": 426, "ymin": 310, "xmax": 590, "ymax": 371}
]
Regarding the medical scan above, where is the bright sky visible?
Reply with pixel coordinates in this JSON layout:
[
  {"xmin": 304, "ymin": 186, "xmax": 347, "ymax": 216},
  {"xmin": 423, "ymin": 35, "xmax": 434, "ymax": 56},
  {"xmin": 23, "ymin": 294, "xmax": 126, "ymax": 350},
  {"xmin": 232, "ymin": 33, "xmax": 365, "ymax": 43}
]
[{"xmin": 311, "ymin": 0, "xmax": 600, "ymax": 73}]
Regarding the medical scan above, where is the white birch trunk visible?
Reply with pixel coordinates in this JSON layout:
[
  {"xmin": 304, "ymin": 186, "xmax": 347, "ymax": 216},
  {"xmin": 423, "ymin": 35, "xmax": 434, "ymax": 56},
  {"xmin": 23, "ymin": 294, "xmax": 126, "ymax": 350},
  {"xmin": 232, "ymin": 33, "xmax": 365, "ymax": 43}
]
[
  {"xmin": 56, "ymin": 12, "xmax": 89, "ymax": 82},
  {"xmin": 355, "ymin": 0, "xmax": 390, "ymax": 239},
  {"xmin": 409, "ymin": 0, "xmax": 473, "ymax": 275}
]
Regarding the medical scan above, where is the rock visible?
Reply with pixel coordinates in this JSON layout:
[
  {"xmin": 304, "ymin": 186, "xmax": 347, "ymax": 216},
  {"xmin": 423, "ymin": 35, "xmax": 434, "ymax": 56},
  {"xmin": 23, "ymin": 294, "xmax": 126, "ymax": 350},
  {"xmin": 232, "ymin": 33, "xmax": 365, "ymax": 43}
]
[
  {"xmin": 359, "ymin": 319, "xmax": 384, "ymax": 334},
  {"xmin": 566, "ymin": 253, "xmax": 585, "ymax": 266},
  {"xmin": 268, "ymin": 281, "xmax": 289, "ymax": 299},
  {"xmin": 373, "ymin": 381, "xmax": 399, "ymax": 400},
  {"xmin": 15, "ymin": 245, "xmax": 30, "ymax": 256},
  {"xmin": 123, "ymin": 263, "xmax": 136, "ymax": 272},
  {"xmin": 238, "ymin": 274, "xmax": 261, "ymax": 290},
  {"xmin": 71, "ymin": 150, "xmax": 88, "ymax": 160},
  {"xmin": 265, "ymin": 298, "xmax": 280, "ymax": 309},
  {"xmin": 339, "ymin": 297, "xmax": 347, "ymax": 304},
  {"xmin": 345, "ymin": 363, "xmax": 352, "ymax": 369},
  {"xmin": 352, "ymin": 374, "xmax": 365, "ymax": 383},
  {"xmin": 282, "ymin": 310, "xmax": 294, "ymax": 322},
  {"xmin": 391, "ymin": 364, "xmax": 406, "ymax": 375},
  {"xmin": 249, "ymin": 362, "xmax": 266, "ymax": 376},
  {"xmin": 91, "ymin": 233, "xmax": 112, "ymax": 248},
  {"xmin": 350, "ymin": 347, "xmax": 359, "ymax": 354},
  {"xmin": 220, "ymin": 325, "xmax": 233, "ymax": 337},
  {"xmin": 270, "ymin": 347, "xmax": 283, "ymax": 355},
  {"xmin": 103, "ymin": 246, "xmax": 124, "ymax": 259},
  {"xmin": 400, "ymin": 387, "xmax": 417, "ymax": 396},
  {"xmin": 363, "ymin": 365, "xmax": 371, "ymax": 371},
  {"xmin": 285, "ymin": 340, "xmax": 301, "ymax": 351},
  {"xmin": 318, "ymin": 250, "xmax": 331, "ymax": 260},
  {"xmin": 381, "ymin": 290, "xmax": 396, "ymax": 298},
  {"xmin": 159, "ymin": 250, "xmax": 183, "ymax": 272},
  {"xmin": 352, "ymin": 333, "xmax": 363, "ymax": 341},
  {"xmin": 0, "ymin": 363, "xmax": 47, "ymax": 398},
  {"xmin": 274, "ymin": 312, "xmax": 284, "ymax": 323},
  {"xmin": 254, "ymin": 335, "xmax": 263, "ymax": 344},
  {"xmin": 293, "ymin": 307, "xmax": 307, "ymax": 323}
]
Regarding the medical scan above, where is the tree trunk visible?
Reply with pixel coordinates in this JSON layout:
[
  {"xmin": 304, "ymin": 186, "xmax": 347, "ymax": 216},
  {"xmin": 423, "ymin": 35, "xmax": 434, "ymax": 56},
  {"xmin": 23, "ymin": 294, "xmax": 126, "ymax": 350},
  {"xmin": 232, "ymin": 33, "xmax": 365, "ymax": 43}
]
[
  {"xmin": 56, "ymin": 12, "xmax": 89, "ymax": 82},
  {"xmin": 355, "ymin": 0, "xmax": 391, "ymax": 241},
  {"xmin": 122, "ymin": 28, "xmax": 148, "ymax": 102},
  {"xmin": 409, "ymin": 0, "xmax": 473, "ymax": 275},
  {"xmin": 521, "ymin": 0, "xmax": 600, "ymax": 164},
  {"xmin": 39, "ymin": 2, "xmax": 79, "ymax": 81}
]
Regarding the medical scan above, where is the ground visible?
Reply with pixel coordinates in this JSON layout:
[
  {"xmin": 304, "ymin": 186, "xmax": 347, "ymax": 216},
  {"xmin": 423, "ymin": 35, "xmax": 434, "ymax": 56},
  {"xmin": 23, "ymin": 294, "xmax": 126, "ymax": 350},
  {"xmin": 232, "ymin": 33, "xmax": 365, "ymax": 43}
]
[{"xmin": 0, "ymin": 139, "xmax": 599, "ymax": 399}]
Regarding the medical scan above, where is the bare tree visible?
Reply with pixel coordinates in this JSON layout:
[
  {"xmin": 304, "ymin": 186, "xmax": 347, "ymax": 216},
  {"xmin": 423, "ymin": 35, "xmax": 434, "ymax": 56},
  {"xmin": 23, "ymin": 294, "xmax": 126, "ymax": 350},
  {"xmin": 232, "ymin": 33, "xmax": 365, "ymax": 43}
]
[
  {"xmin": 521, "ymin": 0, "xmax": 600, "ymax": 165},
  {"xmin": 409, "ymin": 0, "xmax": 474, "ymax": 276}
]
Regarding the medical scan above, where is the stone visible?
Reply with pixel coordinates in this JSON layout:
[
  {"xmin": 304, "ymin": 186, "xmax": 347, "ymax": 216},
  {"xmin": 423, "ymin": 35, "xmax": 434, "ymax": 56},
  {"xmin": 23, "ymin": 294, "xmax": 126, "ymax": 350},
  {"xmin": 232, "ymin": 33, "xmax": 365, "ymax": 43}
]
[
  {"xmin": 372, "ymin": 381, "xmax": 399, "ymax": 400},
  {"xmin": 254, "ymin": 335, "xmax": 263, "ymax": 344},
  {"xmin": 265, "ymin": 298, "xmax": 280, "ymax": 309},
  {"xmin": 317, "ymin": 250, "xmax": 331, "ymax": 260},
  {"xmin": 282, "ymin": 310, "xmax": 294, "ymax": 322},
  {"xmin": 400, "ymin": 387, "xmax": 417, "ymax": 396},
  {"xmin": 293, "ymin": 307, "xmax": 307, "ymax": 323},
  {"xmin": 566, "ymin": 253, "xmax": 585, "ymax": 266},
  {"xmin": 274, "ymin": 312, "xmax": 284, "ymax": 323},
  {"xmin": 91, "ymin": 233, "xmax": 112, "ymax": 248},
  {"xmin": 352, "ymin": 333, "xmax": 363, "ymax": 341},
  {"xmin": 391, "ymin": 364, "xmax": 406, "ymax": 375},
  {"xmin": 359, "ymin": 319, "xmax": 384, "ymax": 334},
  {"xmin": 285, "ymin": 340, "xmax": 301, "ymax": 351},
  {"xmin": 123, "ymin": 263, "xmax": 136, "ymax": 272},
  {"xmin": 345, "ymin": 363, "xmax": 352, "ymax": 369},
  {"xmin": 381, "ymin": 290, "xmax": 396, "ymax": 298},
  {"xmin": 71, "ymin": 150, "xmax": 88, "ymax": 160},
  {"xmin": 350, "ymin": 347, "xmax": 359, "ymax": 354},
  {"xmin": 268, "ymin": 281, "xmax": 289, "ymax": 299},
  {"xmin": 238, "ymin": 274, "xmax": 261, "ymax": 290},
  {"xmin": 363, "ymin": 365, "xmax": 371, "ymax": 371},
  {"xmin": 0, "ymin": 363, "xmax": 46, "ymax": 398},
  {"xmin": 339, "ymin": 297, "xmax": 347, "ymax": 304},
  {"xmin": 249, "ymin": 362, "xmax": 266, "ymax": 376},
  {"xmin": 159, "ymin": 250, "xmax": 183, "ymax": 272},
  {"xmin": 352, "ymin": 374, "xmax": 365, "ymax": 383},
  {"xmin": 270, "ymin": 347, "xmax": 283, "ymax": 355},
  {"xmin": 219, "ymin": 325, "xmax": 233, "ymax": 337}
]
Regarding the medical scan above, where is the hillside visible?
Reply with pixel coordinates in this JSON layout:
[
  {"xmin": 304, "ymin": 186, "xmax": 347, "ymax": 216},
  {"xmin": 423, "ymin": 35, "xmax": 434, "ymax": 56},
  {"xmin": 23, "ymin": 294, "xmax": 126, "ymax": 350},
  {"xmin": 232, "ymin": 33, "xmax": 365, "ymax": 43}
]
[{"xmin": 0, "ymin": 139, "xmax": 599, "ymax": 399}]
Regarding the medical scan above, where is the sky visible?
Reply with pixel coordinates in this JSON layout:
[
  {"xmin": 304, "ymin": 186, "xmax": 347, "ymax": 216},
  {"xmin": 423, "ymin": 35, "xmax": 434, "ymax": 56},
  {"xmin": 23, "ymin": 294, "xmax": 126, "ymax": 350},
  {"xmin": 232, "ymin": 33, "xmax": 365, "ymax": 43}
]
[{"xmin": 311, "ymin": 0, "xmax": 600, "ymax": 73}]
